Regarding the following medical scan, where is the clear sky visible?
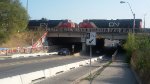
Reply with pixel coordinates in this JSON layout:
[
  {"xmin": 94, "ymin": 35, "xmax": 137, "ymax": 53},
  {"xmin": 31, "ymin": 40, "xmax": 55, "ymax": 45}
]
[{"xmin": 20, "ymin": 0, "xmax": 150, "ymax": 28}]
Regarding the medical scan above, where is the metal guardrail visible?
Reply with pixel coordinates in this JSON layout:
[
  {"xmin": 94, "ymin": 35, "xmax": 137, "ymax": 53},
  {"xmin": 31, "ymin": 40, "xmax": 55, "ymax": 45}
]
[{"xmin": 47, "ymin": 28, "xmax": 150, "ymax": 33}]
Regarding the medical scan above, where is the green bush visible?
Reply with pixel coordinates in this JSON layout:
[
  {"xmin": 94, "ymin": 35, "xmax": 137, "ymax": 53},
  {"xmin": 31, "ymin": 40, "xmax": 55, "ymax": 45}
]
[
  {"xmin": 0, "ymin": 0, "xmax": 29, "ymax": 44},
  {"xmin": 132, "ymin": 49, "xmax": 150, "ymax": 84},
  {"xmin": 124, "ymin": 33, "xmax": 136, "ymax": 63},
  {"xmin": 124, "ymin": 33, "xmax": 150, "ymax": 84}
]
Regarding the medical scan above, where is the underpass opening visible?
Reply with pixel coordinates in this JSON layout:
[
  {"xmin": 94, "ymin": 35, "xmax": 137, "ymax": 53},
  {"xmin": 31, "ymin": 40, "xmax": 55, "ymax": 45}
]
[
  {"xmin": 86, "ymin": 38, "xmax": 105, "ymax": 56},
  {"xmin": 47, "ymin": 37, "xmax": 106, "ymax": 56},
  {"xmin": 47, "ymin": 37, "xmax": 82, "ymax": 54}
]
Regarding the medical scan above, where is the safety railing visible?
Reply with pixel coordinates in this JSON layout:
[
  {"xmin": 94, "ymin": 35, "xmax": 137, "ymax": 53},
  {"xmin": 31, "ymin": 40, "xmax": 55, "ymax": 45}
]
[{"xmin": 47, "ymin": 28, "xmax": 150, "ymax": 33}]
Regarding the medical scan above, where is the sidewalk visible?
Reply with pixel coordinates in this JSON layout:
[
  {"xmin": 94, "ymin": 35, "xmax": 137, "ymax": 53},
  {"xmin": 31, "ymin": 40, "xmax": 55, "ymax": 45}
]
[{"xmin": 79, "ymin": 53, "xmax": 138, "ymax": 84}]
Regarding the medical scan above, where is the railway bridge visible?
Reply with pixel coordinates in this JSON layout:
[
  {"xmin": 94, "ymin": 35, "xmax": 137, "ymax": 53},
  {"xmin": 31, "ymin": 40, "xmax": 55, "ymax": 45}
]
[
  {"xmin": 47, "ymin": 28, "xmax": 150, "ymax": 39},
  {"xmin": 46, "ymin": 28, "xmax": 150, "ymax": 53}
]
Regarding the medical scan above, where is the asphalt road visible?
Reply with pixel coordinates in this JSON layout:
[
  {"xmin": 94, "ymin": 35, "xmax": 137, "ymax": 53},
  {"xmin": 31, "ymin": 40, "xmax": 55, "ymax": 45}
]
[
  {"xmin": 35, "ymin": 59, "xmax": 109, "ymax": 84},
  {"xmin": 0, "ymin": 55, "xmax": 59, "ymax": 64},
  {"xmin": 0, "ymin": 55, "xmax": 90, "ymax": 79}
]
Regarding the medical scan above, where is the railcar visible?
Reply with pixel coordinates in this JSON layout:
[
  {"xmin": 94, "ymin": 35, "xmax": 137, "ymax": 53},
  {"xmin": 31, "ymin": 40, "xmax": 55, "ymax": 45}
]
[
  {"xmin": 28, "ymin": 19, "xmax": 77, "ymax": 30},
  {"xmin": 79, "ymin": 19, "xmax": 142, "ymax": 28}
]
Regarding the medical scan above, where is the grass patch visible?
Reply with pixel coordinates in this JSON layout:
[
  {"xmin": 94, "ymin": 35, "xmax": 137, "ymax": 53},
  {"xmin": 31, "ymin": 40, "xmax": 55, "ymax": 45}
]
[
  {"xmin": 83, "ymin": 61, "xmax": 112, "ymax": 81},
  {"xmin": 0, "ymin": 30, "xmax": 45, "ymax": 48}
]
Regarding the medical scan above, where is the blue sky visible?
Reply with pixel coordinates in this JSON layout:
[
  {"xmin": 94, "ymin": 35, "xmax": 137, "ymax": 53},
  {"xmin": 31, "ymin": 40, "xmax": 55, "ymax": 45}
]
[{"xmin": 20, "ymin": 0, "xmax": 150, "ymax": 28}]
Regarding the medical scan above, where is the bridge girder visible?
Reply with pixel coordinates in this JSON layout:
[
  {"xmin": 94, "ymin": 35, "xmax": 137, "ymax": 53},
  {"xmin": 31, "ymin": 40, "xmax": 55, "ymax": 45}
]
[{"xmin": 46, "ymin": 28, "xmax": 150, "ymax": 40}]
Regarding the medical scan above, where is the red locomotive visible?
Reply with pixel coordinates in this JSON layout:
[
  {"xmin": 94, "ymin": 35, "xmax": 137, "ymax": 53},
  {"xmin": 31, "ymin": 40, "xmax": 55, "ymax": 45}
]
[
  {"xmin": 79, "ymin": 19, "xmax": 142, "ymax": 28},
  {"xmin": 28, "ymin": 19, "xmax": 77, "ymax": 30}
]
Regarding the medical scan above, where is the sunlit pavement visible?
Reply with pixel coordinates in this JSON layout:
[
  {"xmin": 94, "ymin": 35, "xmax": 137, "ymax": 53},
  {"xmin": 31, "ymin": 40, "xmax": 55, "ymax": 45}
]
[{"xmin": 78, "ymin": 53, "xmax": 138, "ymax": 84}]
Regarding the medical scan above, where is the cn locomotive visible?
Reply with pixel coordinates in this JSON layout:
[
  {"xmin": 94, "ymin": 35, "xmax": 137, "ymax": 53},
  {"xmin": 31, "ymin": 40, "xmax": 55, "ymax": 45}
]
[
  {"xmin": 28, "ymin": 19, "xmax": 142, "ymax": 29},
  {"xmin": 79, "ymin": 19, "xmax": 142, "ymax": 28},
  {"xmin": 28, "ymin": 19, "xmax": 78, "ymax": 30}
]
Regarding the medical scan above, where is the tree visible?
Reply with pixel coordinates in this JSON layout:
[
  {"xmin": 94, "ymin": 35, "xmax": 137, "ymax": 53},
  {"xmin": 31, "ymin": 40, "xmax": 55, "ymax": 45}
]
[{"xmin": 0, "ymin": 0, "xmax": 29, "ymax": 44}]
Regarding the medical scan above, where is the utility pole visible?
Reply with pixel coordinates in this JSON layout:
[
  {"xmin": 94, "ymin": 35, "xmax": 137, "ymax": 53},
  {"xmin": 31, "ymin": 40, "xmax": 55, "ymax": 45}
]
[
  {"xmin": 120, "ymin": 1, "xmax": 135, "ymax": 33},
  {"xmin": 90, "ymin": 45, "xmax": 92, "ymax": 84},
  {"xmin": 144, "ymin": 13, "xmax": 147, "ymax": 28},
  {"xmin": 26, "ymin": 0, "xmax": 28, "ymax": 12}
]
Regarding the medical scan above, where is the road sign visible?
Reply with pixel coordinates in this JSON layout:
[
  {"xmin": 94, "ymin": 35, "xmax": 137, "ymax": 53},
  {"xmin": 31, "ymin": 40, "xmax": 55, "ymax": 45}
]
[{"xmin": 86, "ymin": 32, "xmax": 96, "ymax": 45}]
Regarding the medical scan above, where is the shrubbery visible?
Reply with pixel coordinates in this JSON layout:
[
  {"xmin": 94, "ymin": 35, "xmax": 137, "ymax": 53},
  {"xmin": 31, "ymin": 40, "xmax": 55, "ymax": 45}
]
[
  {"xmin": 124, "ymin": 33, "xmax": 150, "ymax": 84},
  {"xmin": 0, "ymin": 0, "xmax": 29, "ymax": 44}
]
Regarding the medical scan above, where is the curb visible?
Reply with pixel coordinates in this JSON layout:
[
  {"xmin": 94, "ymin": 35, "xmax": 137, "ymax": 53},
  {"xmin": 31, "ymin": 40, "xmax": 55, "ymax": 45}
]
[
  {"xmin": 72, "ymin": 61, "xmax": 109, "ymax": 84},
  {"xmin": 0, "ymin": 56, "xmax": 11, "ymax": 59},
  {"xmin": 130, "ymin": 66, "xmax": 142, "ymax": 84}
]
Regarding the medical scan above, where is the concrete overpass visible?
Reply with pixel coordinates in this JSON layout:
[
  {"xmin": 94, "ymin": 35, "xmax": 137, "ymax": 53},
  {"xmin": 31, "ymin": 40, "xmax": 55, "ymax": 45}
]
[
  {"xmin": 47, "ymin": 28, "xmax": 150, "ymax": 40},
  {"xmin": 46, "ymin": 28, "xmax": 150, "ymax": 53}
]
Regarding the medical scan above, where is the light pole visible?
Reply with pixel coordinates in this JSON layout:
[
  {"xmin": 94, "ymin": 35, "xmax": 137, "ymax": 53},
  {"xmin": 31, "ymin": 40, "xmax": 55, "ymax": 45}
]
[
  {"xmin": 120, "ymin": 1, "xmax": 135, "ymax": 33},
  {"xmin": 144, "ymin": 13, "xmax": 147, "ymax": 28},
  {"xmin": 26, "ymin": 0, "xmax": 28, "ymax": 12}
]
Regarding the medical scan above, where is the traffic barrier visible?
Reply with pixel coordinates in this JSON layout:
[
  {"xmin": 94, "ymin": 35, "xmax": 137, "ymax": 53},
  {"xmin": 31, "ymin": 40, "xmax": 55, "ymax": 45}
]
[
  {"xmin": 43, "ymin": 69, "xmax": 51, "ymax": 78},
  {"xmin": 0, "ymin": 57, "xmax": 99, "ymax": 84},
  {"xmin": 65, "ymin": 63, "xmax": 75, "ymax": 71},
  {"xmin": 69, "ymin": 63, "xmax": 79, "ymax": 69},
  {"xmin": 93, "ymin": 58, "xmax": 98, "ymax": 61},
  {"xmin": 112, "ymin": 50, "xmax": 118, "ymax": 62},
  {"xmin": 0, "ymin": 76, "xmax": 22, "ymax": 84},
  {"xmin": 48, "ymin": 52, "xmax": 58, "ymax": 55},
  {"xmin": 11, "ymin": 52, "xmax": 58, "ymax": 58},
  {"xmin": 76, "ymin": 61, "xmax": 83, "ymax": 66},
  {"xmin": 84, "ymin": 60, "xmax": 90, "ymax": 64},
  {"xmin": 74, "ymin": 53, "xmax": 80, "ymax": 56},
  {"xmin": 99, "ymin": 56, "xmax": 103, "ymax": 60},
  {"xmin": 21, "ymin": 70, "xmax": 45, "ymax": 84},
  {"xmin": 50, "ymin": 66, "xmax": 66, "ymax": 77},
  {"xmin": 79, "ymin": 61, "xmax": 86, "ymax": 66}
]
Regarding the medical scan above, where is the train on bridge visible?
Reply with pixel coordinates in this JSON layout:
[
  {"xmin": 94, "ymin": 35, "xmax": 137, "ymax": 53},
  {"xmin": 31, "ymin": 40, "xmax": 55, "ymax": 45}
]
[
  {"xmin": 28, "ymin": 19, "xmax": 142, "ymax": 30},
  {"xmin": 79, "ymin": 19, "xmax": 142, "ymax": 28},
  {"xmin": 28, "ymin": 19, "xmax": 78, "ymax": 30}
]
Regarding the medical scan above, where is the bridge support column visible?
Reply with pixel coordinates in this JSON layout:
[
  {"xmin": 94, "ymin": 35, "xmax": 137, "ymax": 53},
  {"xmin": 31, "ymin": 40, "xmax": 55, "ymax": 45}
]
[{"xmin": 81, "ymin": 42, "xmax": 86, "ymax": 55}]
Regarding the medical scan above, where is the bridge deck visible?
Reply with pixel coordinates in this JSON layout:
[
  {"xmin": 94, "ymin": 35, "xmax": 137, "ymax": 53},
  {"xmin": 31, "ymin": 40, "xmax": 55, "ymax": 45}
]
[
  {"xmin": 45, "ymin": 28, "xmax": 150, "ymax": 40},
  {"xmin": 47, "ymin": 28, "xmax": 150, "ymax": 33}
]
